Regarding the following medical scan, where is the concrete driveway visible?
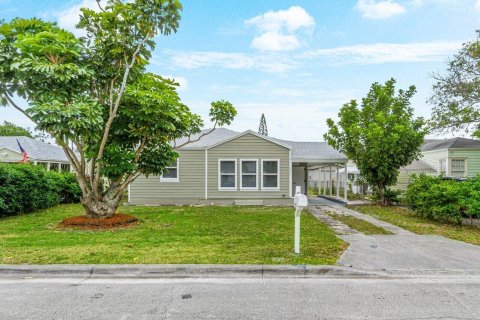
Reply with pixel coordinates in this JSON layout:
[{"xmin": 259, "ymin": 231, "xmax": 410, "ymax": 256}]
[
  {"xmin": 339, "ymin": 234, "xmax": 480, "ymax": 271},
  {"xmin": 309, "ymin": 197, "xmax": 480, "ymax": 272}
]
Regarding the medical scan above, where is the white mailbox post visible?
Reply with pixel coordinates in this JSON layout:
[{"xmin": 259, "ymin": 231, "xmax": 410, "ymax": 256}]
[{"xmin": 293, "ymin": 186, "xmax": 308, "ymax": 254}]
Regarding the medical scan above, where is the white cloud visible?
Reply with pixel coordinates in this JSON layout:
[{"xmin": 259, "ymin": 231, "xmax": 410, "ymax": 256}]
[
  {"xmin": 250, "ymin": 31, "xmax": 301, "ymax": 52},
  {"xmin": 476, "ymin": 0, "xmax": 480, "ymax": 11},
  {"xmin": 165, "ymin": 51, "xmax": 296, "ymax": 73},
  {"xmin": 303, "ymin": 41, "xmax": 462, "ymax": 64},
  {"xmin": 163, "ymin": 75, "xmax": 188, "ymax": 92},
  {"xmin": 355, "ymin": 0, "xmax": 407, "ymax": 19},
  {"xmin": 56, "ymin": 0, "xmax": 104, "ymax": 37},
  {"xmin": 245, "ymin": 6, "xmax": 315, "ymax": 52},
  {"xmin": 163, "ymin": 41, "xmax": 461, "ymax": 74}
]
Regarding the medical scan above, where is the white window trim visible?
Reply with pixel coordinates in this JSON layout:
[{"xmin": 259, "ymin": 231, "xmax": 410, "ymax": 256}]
[
  {"xmin": 261, "ymin": 159, "xmax": 280, "ymax": 191},
  {"xmin": 160, "ymin": 159, "xmax": 179, "ymax": 182},
  {"xmin": 450, "ymin": 158, "xmax": 467, "ymax": 177},
  {"xmin": 240, "ymin": 159, "xmax": 258, "ymax": 191},
  {"xmin": 218, "ymin": 158, "xmax": 237, "ymax": 191}
]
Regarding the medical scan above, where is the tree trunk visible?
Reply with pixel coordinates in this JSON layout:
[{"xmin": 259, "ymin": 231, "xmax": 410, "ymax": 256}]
[
  {"xmin": 81, "ymin": 192, "xmax": 122, "ymax": 219},
  {"xmin": 377, "ymin": 184, "xmax": 387, "ymax": 206}
]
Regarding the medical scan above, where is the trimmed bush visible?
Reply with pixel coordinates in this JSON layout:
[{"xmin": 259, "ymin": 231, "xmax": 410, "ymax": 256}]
[
  {"xmin": 0, "ymin": 163, "xmax": 81, "ymax": 216},
  {"xmin": 405, "ymin": 174, "xmax": 480, "ymax": 224}
]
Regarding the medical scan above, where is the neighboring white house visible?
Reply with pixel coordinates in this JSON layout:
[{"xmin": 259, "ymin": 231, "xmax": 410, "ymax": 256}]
[{"xmin": 0, "ymin": 136, "xmax": 71, "ymax": 172}]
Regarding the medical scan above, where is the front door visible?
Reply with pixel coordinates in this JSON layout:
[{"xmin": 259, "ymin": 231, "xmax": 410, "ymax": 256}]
[{"xmin": 292, "ymin": 166, "xmax": 306, "ymax": 195}]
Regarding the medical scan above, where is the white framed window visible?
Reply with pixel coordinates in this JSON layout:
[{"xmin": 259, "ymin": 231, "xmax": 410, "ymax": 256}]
[
  {"xmin": 160, "ymin": 159, "xmax": 179, "ymax": 182},
  {"xmin": 438, "ymin": 159, "xmax": 446, "ymax": 175},
  {"xmin": 261, "ymin": 159, "xmax": 280, "ymax": 191},
  {"xmin": 240, "ymin": 159, "xmax": 258, "ymax": 190},
  {"xmin": 451, "ymin": 159, "xmax": 466, "ymax": 177},
  {"xmin": 218, "ymin": 159, "xmax": 237, "ymax": 190}
]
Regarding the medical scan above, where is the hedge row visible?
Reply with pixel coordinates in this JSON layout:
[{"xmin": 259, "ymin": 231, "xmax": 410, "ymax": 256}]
[
  {"xmin": 0, "ymin": 163, "xmax": 81, "ymax": 216},
  {"xmin": 405, "ymin": 174, "xmax": 480, "ymax": 224}
]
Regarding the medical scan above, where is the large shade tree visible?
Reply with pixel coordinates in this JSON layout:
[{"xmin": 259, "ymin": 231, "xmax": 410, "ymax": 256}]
[
  {"xmin": 429, "ymin": 30, "xmax": 480, "ymax": 137},
  {"xmin": 324, "ymin": 79, "xmax": 427, "ymax": 205},
  {"xmin": 0, "ymin": 0, "xmax": 237, "ymax": 218}
]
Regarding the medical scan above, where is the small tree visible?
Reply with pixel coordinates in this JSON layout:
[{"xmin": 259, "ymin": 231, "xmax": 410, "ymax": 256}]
[
  {"xmin": 0, "ymin": 121, "xmax": 32, "ymax": 137},
  {"xmin": 324, "ymin": 79, "xmax": 427, "ymax": 205},
  {"xmin": 258, "ymin": 113, "xmax": 268, "ymax": 136},
  {"xmin": 0, "ymin": 1, "xmax": 237, "ymax": 218},
  {"xmin": 429, "ymin": 30, "xmax": 480, "ymax": 136}
]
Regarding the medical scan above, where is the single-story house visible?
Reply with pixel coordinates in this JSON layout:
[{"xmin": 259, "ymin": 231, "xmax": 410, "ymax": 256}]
[
  {"xmin": 128, "ymin": 128, "xmax": 348, "ymax": 205},
  {"xmin": 0, "ymin": 136, "xmax": 71, "ymax": 172}
]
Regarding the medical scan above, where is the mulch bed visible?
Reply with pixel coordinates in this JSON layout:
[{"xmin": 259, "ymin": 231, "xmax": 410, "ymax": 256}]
[{"xmin": 59, "ymin": 213, "xmax": 139, "ymax": 230}]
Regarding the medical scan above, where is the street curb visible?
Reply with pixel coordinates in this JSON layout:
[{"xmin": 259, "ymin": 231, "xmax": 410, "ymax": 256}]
[
  {"xmin": 2, "ymin": 265, "xmax": 479, "ymax": 279},
  {"xmin": 0, "ymin": 264, "xmax": 386, "ymax": 279}
]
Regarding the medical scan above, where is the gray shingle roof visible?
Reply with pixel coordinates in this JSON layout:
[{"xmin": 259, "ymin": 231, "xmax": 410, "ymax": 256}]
[
  {"xmin": 175, "ymin": 128, "xmax": 240, "ymax": 149},
  {"xmin": 401, "ymin": 159, "xmax": 436, "ymax": 172},
  {"xmin": 422, "ymin": 137, "xmax": 480, "ymax": 152},
  {"xmin": 0, "ymin": 136, "xmax": 69, "ymax": 162},
  {"xmin": 176, "ymin": 128, "xmax": 347, "ymax": 162},
  {"xmin": 271, "ymin": 138, "xmax": 347, "ymax": 161}
]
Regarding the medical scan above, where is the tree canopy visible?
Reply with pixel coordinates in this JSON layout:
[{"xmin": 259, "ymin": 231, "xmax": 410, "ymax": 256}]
[
  {"xmin": 429, "ymin": 30, "xmax": 480, "ymax": 137},
  {"xmin": 0, "ymin": 0, "xmax": 237, "ymax": 217},
  {"xmin": 324, "ymin": 78, "xmax": 427, "ymax": 205},
  {"xmin": 0, "ymin": 121, "xmax": 32, "ymax": 137}
]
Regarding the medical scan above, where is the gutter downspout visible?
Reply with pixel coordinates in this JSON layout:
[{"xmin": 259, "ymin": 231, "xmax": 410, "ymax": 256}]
[
  {"xmin": 205, "ymin": 149, "xmax": 208, "ymax": 200},
  {"xmin": 289, "ymin": 149, "xmax": 292, "ymax": 198}
]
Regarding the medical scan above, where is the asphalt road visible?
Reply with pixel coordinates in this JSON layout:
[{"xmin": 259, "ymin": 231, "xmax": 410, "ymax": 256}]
[{"xmin": 1, "ymin": 276, "xmax": 480, "ymax": 319}]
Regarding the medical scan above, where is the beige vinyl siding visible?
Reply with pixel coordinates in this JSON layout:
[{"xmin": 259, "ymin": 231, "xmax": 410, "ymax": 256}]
[
  {"xmin": 449, "ymin": 149, "xmax": 480, "ymax": 177},
  {"xmin": 129, "ymin": 150, "xmax": 205, "ymax": 204},
  {"xmin": 421, "ymin": 150, "xmax": 449, "ymax": 174},
  {"xmin": 207, "ymin": 133, "xmax": 290, "ymax": 199}
]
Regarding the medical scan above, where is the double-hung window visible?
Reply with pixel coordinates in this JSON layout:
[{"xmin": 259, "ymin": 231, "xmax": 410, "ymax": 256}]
[
  {"xmin": 240, "ymin": 160, "xmax": 258, "ymax": 190},
  {"xmin": 160, "ymin": 159, "xmax": 179, "ymax": 182},
  {"xmin": 451, "ymin": 159, "xmax": 466, "ymax": 177},
  {"xmin": 219, "ymin": 159, "xmax": 237, "ymax": 190},
  {"xmin": 261, "ymin": 159, "xmax": 280, "ymax": 190}
]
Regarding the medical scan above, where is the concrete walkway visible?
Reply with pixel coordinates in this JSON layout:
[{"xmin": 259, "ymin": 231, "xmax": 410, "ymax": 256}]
[
  {"xmin": 308, "ymin": 196, "xmax": 480, "ymax": 272},
  {"xmin": 308, "ymin": 197, "xmax": 412, "ymax": 235}
]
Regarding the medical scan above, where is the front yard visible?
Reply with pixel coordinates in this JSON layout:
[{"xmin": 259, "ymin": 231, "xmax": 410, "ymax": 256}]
[
  {"xmin": 0, "ymin": 204, "xmax": 347, "ymax": 265},
  {"xmin": 349, "ymin": 205, "xmax": 480, "ymax": 246}
]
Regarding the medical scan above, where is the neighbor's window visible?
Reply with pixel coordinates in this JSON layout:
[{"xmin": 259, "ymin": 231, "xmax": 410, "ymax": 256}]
[
  {"xmin": 240, "ymin": 160, "xmax": 258, "ymax": 190},
  {"xmin": 160, "ymin": 159, "xmax": 179, "ymax": 182},
  {"xmin": 49, "ymin": 162, "xmax": 59, "ymax": 172},
  {"xmin": 261, "ymin": 160, "xmax": 280, "ymax": 190},
  {"xmin": 219, "ymin": 159, "xmax": 237, "ymax": 190},
  {"xmin": 61, "ymin": 163, "xmax": 71, "ymax": 173},
  {"xmin": 451, "ymin": 159, "xmax": 466, "ymax": 177},
  {"xmin": 439, "ymin": 159, "xmax": 446, "ymax": 175}
]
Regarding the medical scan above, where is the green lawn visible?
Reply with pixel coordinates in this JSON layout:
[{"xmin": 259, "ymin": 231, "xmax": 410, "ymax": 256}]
[
  {"xmin": 326, "ymin": 213, "xmax": 393, "ymax": 235},
  {"xmin": 0, "ymin": 204, "xmax": 347, "ymax": 265},
  {"xmin": 349, "ymin": 205, "xmax": 480, "ymax": 245}
]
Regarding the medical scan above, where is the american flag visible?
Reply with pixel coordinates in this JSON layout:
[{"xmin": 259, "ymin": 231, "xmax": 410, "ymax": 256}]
[{"xmin": 16, "ymin": 139, "xmax": 29, "ymax": 163}]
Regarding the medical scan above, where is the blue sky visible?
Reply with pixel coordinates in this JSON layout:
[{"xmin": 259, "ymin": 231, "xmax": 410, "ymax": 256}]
[{"xmin": 1, "ymin": 0, "xmax": 479, "ymax": 141}]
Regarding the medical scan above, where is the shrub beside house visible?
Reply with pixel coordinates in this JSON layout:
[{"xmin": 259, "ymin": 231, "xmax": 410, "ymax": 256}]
[{"xmin": 0, "ymin": 163, "xmax": 81, "ymax": 216}]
